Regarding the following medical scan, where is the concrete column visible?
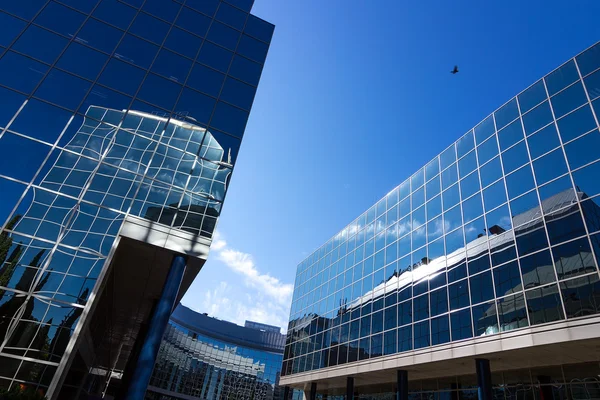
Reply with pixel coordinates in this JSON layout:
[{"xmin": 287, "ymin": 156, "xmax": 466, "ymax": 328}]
[
  {"xmin": 475, "ymin": 359, "xmax": 493, "ymax": 400},
  {"xmin": 346, "ymin": 377, "xmax": 354, "ymax": 400},
  {"xmin": 309, "ymin": 382, "xmax": 317, "ymax": 400},
  {"xmin": 123, "ymin": 254, "xmax": 187, "ymax": 400},
  {"xmin": 397, "ymin": 370, "xmax": 408, "ymax": 400}
]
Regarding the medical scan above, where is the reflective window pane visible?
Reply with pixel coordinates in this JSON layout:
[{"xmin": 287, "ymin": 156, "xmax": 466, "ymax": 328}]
[
  {"xmin": 34, "ymin": 2, "xmax": 85, "ymax": 36},
  {"xmin": 440, "ymin": 145, "xmax": 456, "ymax": 170},
  {"xmin": 576, "ymin": 42, "xmax": 600, "ymax": 77},
  {"xmin": 545, "ymin": 60, "xmax": 580, "ymax": 96},
  {"xmin": 470, "ymin": 271, "xmax": 494, "ymax": 305},
  {"xmin": 462, "ymin": 192, "xmax": 483, "ymax": 224},
  {"xmin": 130, "ymin": 12, "xmax": 169, "ymax": 45},
  {"xmin": 493, "ymin": 261, "xmax": 522, "ymax": 297},
  {"xmin": 506, "ymin": 165, "xmax": 535, "ymax": 199},
  {"xmin": 458, "ymin": 150, "xmax": 477, "ymax": 178},
  {"xmin": 551, "ymin": 81, "xmax": 587, "ymax": 118},
  {"xmin": 560, "ymin": 275, "xmax": 600, "ymax": 319},
  {"xmin": 460, "ymin": 172, "xmax": 480, "ymax": 200},
  {"xmin": 572, "ymin": 161, "xmax": 600, "ymax": 197},
  {"xmin": 442, "ymin": 184, "xmax": 460, "ymax": 211},
  {"xmin": 498, "ymin": 119, "xmax": 524, "ymax": 151},
  {"xmin": 99, "ymin": 58, "xmax": 145, "ymax": 95},
  {"xmin": 115, "ymin": 34, "xmax": 159, "ymax": 70},
  {"xmin": 76, "ymin": 18, "xmax": 123, "ymax": 54},
  {"xmin": 497, "ymin": 294, "xmax": 528, "ymax": 332},
  {"xmin": 457, "ymin": 131, "xmax": 474, "ymax": 158},
  {"xmin": 57, "ymin": 42, "xmax": 108, "ymax": 81},
  {"xmin": 557, "ymin": 104, "xmax": 597, "ymax": 142},
  {"xmin": 552, "ymin": 238, "xmax": 597, "ymax": 280},
  {"xmin": 565, "ymin": 130, "xmax": 600, "ymax": 170},
  {"xmin": 0, "ymin": 134, "xmax": 50, "ymax": 181},
  {"xmin": 441, "ymin": 163, "xmax": 458, "ymax": 190},
  {"xmin": 472, "ymin": 301, "xmax": 498, "ymax": 336},
  {"xmin": 584, "ymin": 69, "xmax": 600, "ymax": 101},
  {"xmin": 495, "ymin": 98, "xmax": 519, "ymax": 130},
  {"xmin": 0, "ymin": 51, "xmax": 48, "ymax": 93},
  {"xmin": 526, "ymin": 284, "xmax": 564, "ymax": 325},
  {"xmin": 479, "ymin": 156, "xmax": 502, "ymax": 188},
  {"xmin": 520, "ymin": 250, "xmax": 555, "ymax": 289},
  {"xmin": 13, "ymin": 25, "xmax": 68, "ymax": 64},
  {"xmin": 197, "ymin": 41, "xmax": 233, "ymax": 72},
  {"xmin": 522, "ymin": 101, "xmax": 553, "ymax": 135},
  {"xmin": 450, "ymin": 309, "xmax": 472, "ymax": 340},
  {"xmin": 518, "ymin": 80, "xmax": 547, "ymax": 113},
  {"xmin": 475, "ymin": 116, "xmax": 495, "ymax": 144},
  {"xmin": 477, "ymin": 135, "xmax": 499, "ymax": 166},
  {"xmin": 533, "ymin": 149, "xmax": 568, "ymax": 186},
  {"xmin": 501, "ymin": 140, "xmax": 529, "ymax": 174},
  {"xmin": 93, "ymin": 0, "xmax": 137, "ymax": 30},
  {"xmin": 34, "ymin": 69, "xmax": 91, "ymax": 110},
  {"xmin": 483, "ymin": 179, "xmax": 507, "ymax": 212},
  {"xmin": 527, "ymin": 123, "xmax": 560, "ymax": 160},
  {"xmin": 237, "ymin": 34, "xmax": 269, "ymax": 64}
]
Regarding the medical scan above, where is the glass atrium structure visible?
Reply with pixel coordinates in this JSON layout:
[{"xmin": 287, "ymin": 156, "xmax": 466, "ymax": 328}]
[
  {"xmin": 0, "ymin": 0, "xmax": 273, "ymax": 398},
  {"xmin": 146, "ymin": 305, "xmax": 285, "ymax": 400},
  {"xmin": 282, "ymin": 43, "xmax": 600, "ymax": 398}
]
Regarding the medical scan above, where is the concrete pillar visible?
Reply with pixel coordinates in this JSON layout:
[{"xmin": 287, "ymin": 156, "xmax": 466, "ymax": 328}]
[
  {"xmin": 283, "ymin": 386, "xmax": 290, "ymax": 400},
  {"xmin": 397, "ymin": 370, "xmax": 408, "ymax": 400},
  {"xmin": 475, "ymin": 359, "xmax": 492, "ymax": 400},
  {"xmin": 309, "ymin": 382, "xmax": 317, "ymax": 400},
  {"xmin": 123, "ymin": 255, "xmax": 187, "ymax": 400},
  {"xmin": 346, "ymin": 376, "xmax": 354, "ymax": 400}
]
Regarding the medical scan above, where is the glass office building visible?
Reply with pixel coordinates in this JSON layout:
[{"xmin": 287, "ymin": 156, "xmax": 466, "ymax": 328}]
[
  {"xmin": 146, "ymin": 304, "xmax": 285, "ymax": 400},
  {"xmin": 281, "ymin": 43, "xmax": 600, "ymax": 399},
  {"xmin": 0, "ymin": 1, "xmax": 273, "ymax": 399}
]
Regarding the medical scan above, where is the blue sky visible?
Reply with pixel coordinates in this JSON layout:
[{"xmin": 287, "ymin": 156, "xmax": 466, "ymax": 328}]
[{"xmin": 181, "ymin": 0, "xmax": 600, "ymax": 330}]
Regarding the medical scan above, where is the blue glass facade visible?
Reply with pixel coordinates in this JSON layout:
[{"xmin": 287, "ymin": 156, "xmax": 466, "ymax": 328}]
[
  {"xmin": 283, "ymin": 43, "xmax": 600, "ymax": 379},
  {"xmin": 0, "ymin": 0, "xmax": 273, "ymax": 397},
  {"xmin": 147, "ymin": 305, "xmax": 285, "ymax": 400}
]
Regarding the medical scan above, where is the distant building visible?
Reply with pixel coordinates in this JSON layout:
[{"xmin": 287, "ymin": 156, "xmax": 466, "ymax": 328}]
[
  {"xmin": 281, "ymin": 42, "xmax": 600, "ymax": 399},
  {"xmin": 146, "ymin": 304, "xmax": 285, "ymax": 400}
]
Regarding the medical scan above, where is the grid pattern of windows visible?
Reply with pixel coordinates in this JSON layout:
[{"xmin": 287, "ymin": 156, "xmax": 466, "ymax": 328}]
[
  {"xmin": 288, "ymin": 362, "xmax": 600, "ymax": 400},
  {"xmin": 283, "ymin": 43, "xmax": 600, "ymax": 377},
  {"xmin": 0, "ymin": 0, "xmax": 273, "ymax": 394},
  {"xmin": 148, "ymin": 320, "xmax": 284, "ymax": 400}
]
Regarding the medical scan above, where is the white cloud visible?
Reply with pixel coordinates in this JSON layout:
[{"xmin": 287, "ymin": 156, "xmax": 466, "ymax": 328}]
[{"xmin": 194, "ymin": 232, "xmax": 293, "ymax": 331}]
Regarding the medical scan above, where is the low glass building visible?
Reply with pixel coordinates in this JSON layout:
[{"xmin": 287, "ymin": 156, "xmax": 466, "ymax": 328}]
[
  {"xmin": 281, "ymin": 43, "xmax": 600, "ymax": 399},
  {"xmin": 146, "ymin": 304, "xmax": 285, "ymax": 400},
  {"xmin": 0, "ymin": 0, "xmax": 273, "ymax": 398}
]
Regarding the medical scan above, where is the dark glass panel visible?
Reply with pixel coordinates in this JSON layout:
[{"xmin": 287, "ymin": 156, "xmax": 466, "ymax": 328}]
[
  {"xmin": 370, "ymin": 333, "xmax": 383, "ymax": 358},
  {"xmin": 383, "ymin": 329, "xmax": 397, "ymax": 355},
  {"xmin": 565, "ymin": 130, "xmax": 600, "ymax": 170},
  {"xmin": 532, "ymin": 149, "xmax": 568, "ymax": 186},
  {"xmin": 495, "ymin": 98, "xmax": 519, "ymax": 130},
  {"xmin": 216, "ymin": 2, "xmax": 247, "ymax": 30},
  {"xmin": 34, "ymin": 69, "xmax": 90, "ymax": 111},
  {"xmin": 526, "ymin": 284, "xmax": 565, "ymax": 325},
  {"xmin": 522, "ymin": 101, "xmax": 553, "ymax": 135},
  {"xmin": 57, "ymin": 42, "xmax": 108, "ymax": 81},
  {"xmin": 441, "ymin": 163, "xmax": 458, "ymax": 190},
  {"xmin": 176, "ymin": 7, "xmax": 211, "ymax": 37},
  {"xmin": 545, "ymin": 208, "xmax": 586, "ymax": 246},
  {"xmin": 497, "ymin": 293, "xmax": 528, "ymax": 332},
  {"xmin": 414, "ymin": 320, "xmax": 430, "ymax": 349},
  {"xmin": 76, "ymin": 18, "xmax": 123, "ymax": 54},
  {"xmin": 165, "ymin": 27, "xmax": 203, "ymax": 59},
  {"xmin": 449, "ymin": 280, "xmax": 469, "ymax": 310},
  {"xmin": 197, "ymin": 41, "xmax": 233, "ymax": 73},
  {"xmin": 545, "ymin": 60, "xmax": 580, "ymax": 96},
  {"xmin": 560, "ymin": 274, "xmax": 600, "ymax": 318},
  {"xmin": 10, "ymin": 99, "xmax": 72, "ymax": 143},
  {"xmin": 34, "ymin": 1, "xmax": 85, "ymax": 37},
  {"xmin": 142, "ymin": 0, "xmax": 181, "ymax": 23},
  {"xmin": 550, "ymin": 81, "xmax": 587, "ymax": 118},
  {"xmin": 497, "ymin": 119, "xmax": 524, "ymax": 151},
  {"xmin": 552, "ymin": 237, "xmax": 597, "ymax": 280},
  {"xmin": 576, "ymin": 42, "xmax": 600, "ymax": 76},
  {"xmin": 460, "ymin": 172, "xmax": 480, "ymax": 200},
  {"xmin": 430, "ymin": 287, "xmax": 448, "ymax": 316},
  {"xmin": 151, "ymin": 49, "xmax": 193, "ymax": 84},
  {"xmin": 93, "ymin": 0, "xmax": 137, "ymax": 30},
  {"xmin": 431, "ymin": 315, "xmax": 450, "ymax": 346},
  {"xmin": 0, "ymin": 51, "xmax": 48, "ymax": 93},
  {"xmin": 0, "ymin": 133, "xmax": 50, "ymax": 181},
  {"xmin": 448, "ymin": 263, "xmax": 467, "ymax": 283},
  {"xmin": 520, "ymin": 250, "xmax": 555, "ymax": 289},
  {"xmin": 398, "ymin": 325, "xmax": 412, "ymax": 352},
  {"xmin": 398, "ymin": 300, "xmax": 412, "ymax": 326},
  {"xmin": 472, "ymin": 301, "xmax": 498, "ymax": 336},
  {"xmin": 208, "ymin": 21, "xmax": 240, "ymax": 51},
  {"xmin": 493, "ymin": 261, "xmax": 522, "ymax": 297},
  {"xmin": 457, "ymin": 131, "xmax": 474, "ymax": 158},
  {"xmin": 584, "ymin": 69, "xmax": 600, "ymax": 100},
  {"xmin": 99, "ymin": 58, "xmax": 145, "ymax": 96},
  {"xmin": 138, "ymin": 73, "xmax": 181, "ymax": 111},
  {"xmin": 0, "ymin": 86, "xmax": 26, "ymax": 128},
  {"xmin": 557, "ymin": 104, "xmax": 597, "ymax": 142},
  {"xmin": 469, "ymin": 271, "xmax": 494, "ymax": 304},
  {"xmin": 220, "ymin": 77, "xmax": 256, "ymax": 110},
  {"xmin": 450, "ymin": 308, "xmax": 473, "ymax": 341},
  {"xmin": 518, "ymin": 80, "xmax": 547, "ymax": 113},
  {"xmin": 501, "ymin": 140, "xmax": 529, "ymax": 174},
  {"xmin": 130, "ymin": 12, "xmax": 170, "ymax": 45},
  {"xmin": 475, "ymin": 115, "xmax": 495, "ymax": 144},
  {"xmin": 1, "ymin": 0, "xmax": 46, "ymax": 20},
  {"xmin": 13, "ymin": 25, "xmax": 68, "ymax": 64},
  {"xmin": 515, "ymin": 221, "xmax": 548, "ymax": 256},
  {"xmin": 527, "ymin": 123, "xmax": 560, "ymax": 160},
  {"xmin": 237, "ymin": 34, "xmax": 268, "ymax": 64},
  {"xmin": 114, "ymin": 34, "xmax": 159, "ymax": 69}
]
